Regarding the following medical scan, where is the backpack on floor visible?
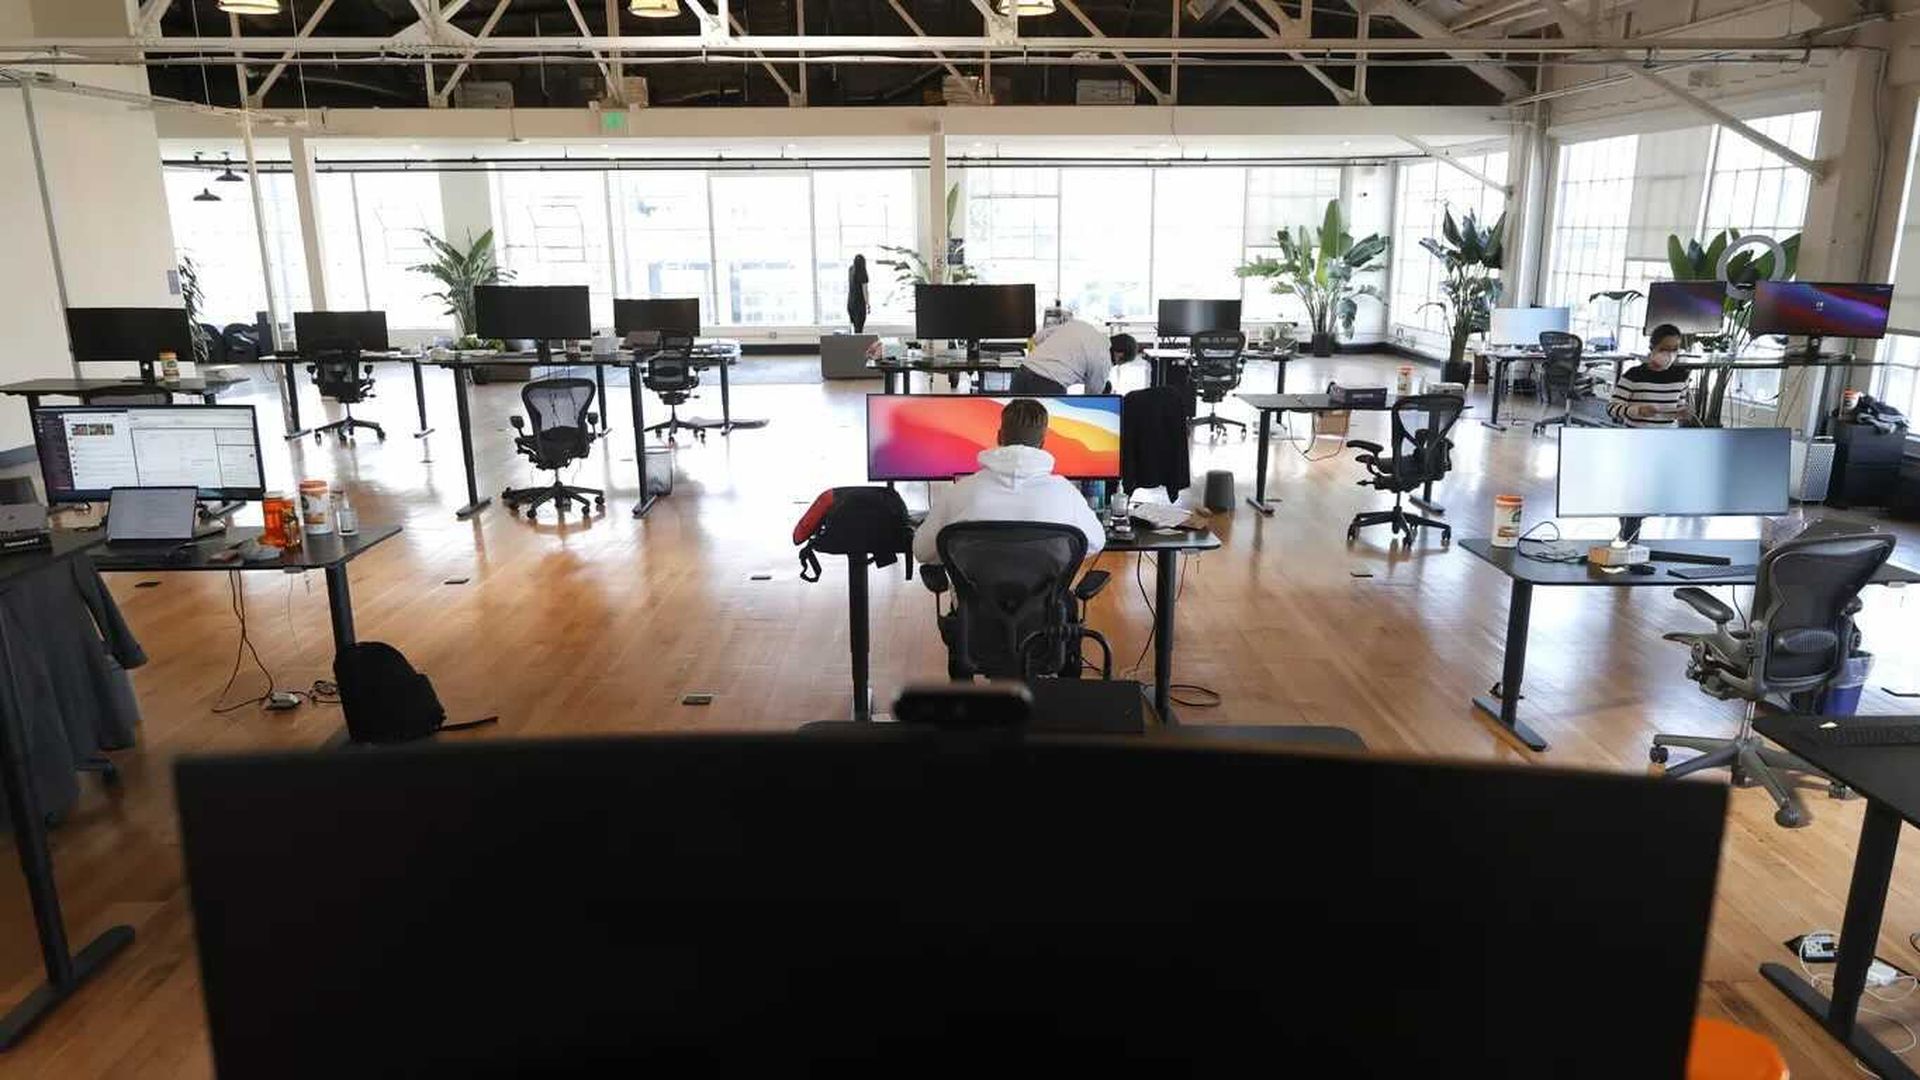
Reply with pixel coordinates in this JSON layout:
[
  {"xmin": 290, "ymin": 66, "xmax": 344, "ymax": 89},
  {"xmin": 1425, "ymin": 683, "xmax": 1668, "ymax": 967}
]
[
  {"xmin": 335, "ymin": 641, "xmax": 495, "ymax": 744},
  {"xmin": 792, "ymin": 486, "xmax": 913, "ymax": 583}
]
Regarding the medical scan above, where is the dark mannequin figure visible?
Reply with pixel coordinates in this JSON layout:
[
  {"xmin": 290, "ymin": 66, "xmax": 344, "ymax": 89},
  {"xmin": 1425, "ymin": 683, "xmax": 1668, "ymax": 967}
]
[{"xmin": 847, "ymin": 254, "xmax": 870, "ymax": 333}]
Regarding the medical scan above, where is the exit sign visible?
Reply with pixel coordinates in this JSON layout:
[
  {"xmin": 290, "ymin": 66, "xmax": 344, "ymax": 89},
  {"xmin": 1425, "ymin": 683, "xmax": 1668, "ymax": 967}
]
[{"xmin": 599, "ymin": 108, "xmax": 628, "ymax": 134}]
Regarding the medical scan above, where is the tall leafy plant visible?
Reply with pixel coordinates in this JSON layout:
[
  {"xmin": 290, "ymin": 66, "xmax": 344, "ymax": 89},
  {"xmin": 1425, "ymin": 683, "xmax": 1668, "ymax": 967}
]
[
  {"xmin": 410, "ymin": 228, "xmax": 511, "ymax": 343},
  {"xmin": 1235, "ymin": 199, "xmax": 1389, "ymax": 356},
  {"xmin": 1417, "ymin": 207, "xmax": 1505, "ymax": 377},
  {"xmin": 178, "ymin": 256, "xmax": 211, "ymax": 364},
  {"xmin": 1664, "ymin": 228, "xmax": 1800, "ymax": 356},
  {"xmin": 876, "ymin": 184, "xmax": 976, "ymax": 285}
]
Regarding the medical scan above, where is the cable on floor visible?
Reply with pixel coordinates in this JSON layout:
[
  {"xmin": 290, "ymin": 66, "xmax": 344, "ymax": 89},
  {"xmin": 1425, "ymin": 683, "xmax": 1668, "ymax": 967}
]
[
  {"xmin": 211, "ymin": 571, "xmax": 279, "ymax": 714},
  {"xmin": 1121, "ymin": 551, "xmax": 1221, "ymax": 709}
]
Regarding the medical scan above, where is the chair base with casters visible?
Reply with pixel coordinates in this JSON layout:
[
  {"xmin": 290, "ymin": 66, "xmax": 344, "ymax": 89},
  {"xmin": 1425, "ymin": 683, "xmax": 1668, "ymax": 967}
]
[
  {"xmin": 645, "ymin": 406, "xmax": 720, "ymax": 444},
  {"xmin": 1346, "ymin": 492, "xmax": 1451, "ymax": 545},
  {"xmin": 1188, "ymin": 407, "xmax": 1246, "ymax": 439},
  {"xmin": 309, "ymin": 405, "xmax": 385, "ymax": 444},
  {"xmin": 501, "ymin": 478, "xmax": 604, "ymax": 520},
  {"xmin": 1649, "ymin": 703, "xmax": 1842, "ymax": 830}
]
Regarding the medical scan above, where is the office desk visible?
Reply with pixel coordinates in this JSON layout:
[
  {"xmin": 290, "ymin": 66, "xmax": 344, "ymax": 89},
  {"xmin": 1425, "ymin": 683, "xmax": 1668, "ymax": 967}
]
[
  {"xmin": 1753, "ymin": 714, "xmax": 1920, "ymax": 1080},
  {"xmin": 261, "ymin": 351, "xmax": 429, "ymax": 440},
  {"xmin": 1477, "ymin": 350, "xmax": 1628, "ymax": 428},
  {"xmin": 869, "ymin": 354, "xmax": 1023, "ymax": 395},
  {"xmin": 90, "ymin": 523, "xmax": 399, "ymax": 656},
  {"xmin": 1239, "ymin": 392, "xmax": 1447, "ymax": 516},
  {"xmin": 1143, "ymin": 345, "xmax": 1293, "ymax": 393},
  {"xmin": 0, "ymin": 374, "xmax": 248, "ymax": 410},
  {"xmin": 1460, "ymin": 539, "xmax": 1920, "ymax": 752},
  {"xmin": 1106, "ymin": 527, "xmax": 1221, "ymax": 724}
]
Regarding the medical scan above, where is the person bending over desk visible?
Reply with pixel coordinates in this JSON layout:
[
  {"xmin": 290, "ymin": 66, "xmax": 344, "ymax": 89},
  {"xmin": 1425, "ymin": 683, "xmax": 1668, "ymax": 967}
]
[
  {"xmin": 911, "ymin": 398, "xmax": 1106, "ymax": 566},
  {"xmin": 1010, "ymin": 317, "xmax": 1138, "ymax": 395},
  {"xmin": 1607, "ymin": 323, "xmax": 1696, "ymax": 428}
]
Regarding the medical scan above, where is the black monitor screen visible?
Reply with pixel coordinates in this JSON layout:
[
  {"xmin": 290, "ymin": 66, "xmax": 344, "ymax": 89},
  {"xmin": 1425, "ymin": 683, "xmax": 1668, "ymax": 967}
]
[
  {"xmin": 1556, "ymin": 427, "xmax": 1790, "ymax": 519},
  {"xmin": 614, "ymin": 298, "xmax": 700, "ymax": 336},
  {"xmin": 1749, "ymin": 282, "xmax": 1893, "ymax": 339},
  {"xmin": 32, "ymin": 404, "xmax": 266, "ymax": 503},
  {"xmin": 473, "ymin": 285, "xmax": 593, "ymax": 341},
  {"xmin": 65, "ymin": 307, "xmax": 196, "ymax": 366},
  {"xmin": 294, "ymin": 311, "xmax": 389, "ymax": 353},
  {"xmin": 914, "ymin": 284, "xmax": 1036, "ymax": 341},
  {"xmin": 1157, "ymin": 299, "xmax": 1242, "ymax": 337},
  {"xmin": 1643, "ymin": 281, "xmax": 1725, "ymax": 335}
]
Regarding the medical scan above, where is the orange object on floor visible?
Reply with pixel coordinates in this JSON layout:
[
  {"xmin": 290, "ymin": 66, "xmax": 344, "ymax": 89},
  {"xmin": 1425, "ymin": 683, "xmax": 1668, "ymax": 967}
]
[{"xmin": 1687, "ymin": 1017, "xmax": 1789, "ymax": 1079}]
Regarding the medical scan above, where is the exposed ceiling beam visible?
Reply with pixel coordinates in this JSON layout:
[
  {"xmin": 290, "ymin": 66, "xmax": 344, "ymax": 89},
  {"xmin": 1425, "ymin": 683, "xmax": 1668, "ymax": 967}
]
[
  {"xmin": 1449, "ymin": 0, "xmax": 1539, "ymax": 33},
  {"xmin": 881, "ymin": 0, "xmax": 969, "ymax": 87},
  {"xmin": 1226, "ymin": 0, "xmax": 1355, "ymax": 102},
  {"xmin": 251, "ymin": 0, "xmax": 339, "ymax": 106},
  {"xmin": 1629, "ymin": 67, "xmax": 1826, "ymax": 178},
  {"xmin": 1057, "ymin": 0, "xmax": 1170, "ymax": 104},
  {"xmin": 1796, "ymin": 0, "xmax": 1863, "ymax": 21},
  {"xmin": 1245, "ymin": 0, "xmax": 1309, "ymax": 39},
  {"xmin": 135, "ymin": 0, "xmax": 175, "ymax": 37},
  {"xmin": 728, "ymin": 11, "xmax": 801, "ymax": 104},
  {"xmin": 441, "ymin": 0, "xmax": 477, "ymax": 18},
  {"xmin": 559, "ymin": 0, "xmax": 622, "ymax": 100},
  {"xmin": 435, "ymin": 0, "xmax": 511, "ymax": 105},
  {"xmin": 1365, "ymin": 0, "xmax": 1531, "ymax": 98},
  {"xmin": 1401, "ymin": 134, "xmax": 1510, "ymax": 192}
]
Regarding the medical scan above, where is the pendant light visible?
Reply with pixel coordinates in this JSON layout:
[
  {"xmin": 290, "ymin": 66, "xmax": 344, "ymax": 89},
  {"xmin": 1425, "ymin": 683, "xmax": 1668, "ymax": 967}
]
[
  {"xmin": 193, "ymin": 187, "xmax": 222, "ymax": 203},
  {"xmin": 629, "ymin": 0, "xmax": 678, "ymax": 17},
  {"xmin": 217, "ymin": 0, "xmax": 283, "ymax": 14},
  {"xmin": 994, "ymin": 0, "xmax": 1055, "ymax": 14},
  {"xmin": 216, "ymin": 152, "xmax": 243, "ymax": 182}
]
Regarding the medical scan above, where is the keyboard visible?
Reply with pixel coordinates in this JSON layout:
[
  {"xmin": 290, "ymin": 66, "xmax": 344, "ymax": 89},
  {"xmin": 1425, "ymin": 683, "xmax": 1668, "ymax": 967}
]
[
  {"xmin": 1668, "ymin": 564, "xmax": 1758, "ymax": 580},
  {"xmin": 1798, "ymin": 722, "xmax": 1920, "ymax": 748}
]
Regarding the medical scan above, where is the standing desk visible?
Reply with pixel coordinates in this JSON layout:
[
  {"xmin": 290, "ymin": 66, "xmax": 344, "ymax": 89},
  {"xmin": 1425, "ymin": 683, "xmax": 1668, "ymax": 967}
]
[
  {"xmin": 1239, "ymin": 393, "xmax": 1450, "ymax": 517},
  {"xmin": 1105, "ymin": 527, "xmax": 1221, "ymax": 724},
  {"xmin": 1753, "ymin": 713, "xmax": 1920, "ymax": 1080},
  {"xmin": 1459, "ymin": 539, "xmax": 1919, "ymax": 753},
  {"xmin": 262, "ymin": 351, "xmax": 431, "ymax": 440},
  {"xmin": 0, "ymin": 374, "xmax": 247, "ymax": 410},
  {"xmin": 1476, "ymin": 349, "xmax": 1629, "ymax": 429},
  {"xmin": 869, "ymin": 354, "xmax": 1023, "ymax": 395},
  {"xmin": 1143, "ymin": 344, "xmax": 1293, "ymax": 394}
]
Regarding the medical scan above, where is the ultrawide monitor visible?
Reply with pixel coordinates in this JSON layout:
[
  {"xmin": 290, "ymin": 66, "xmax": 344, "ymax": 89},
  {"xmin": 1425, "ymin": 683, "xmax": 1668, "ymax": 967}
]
[
  {"xmin": 294, "ymin": 310, "xmax": 389, "ymax": 353},
  {"xmin": 1749, "ymin": 282, "xmax": 1893, "ymax": 339},
  {"xmin": 32, "ymin": 405, "xmax": 266, "ymax": 503},
  {"xmin": 868, "ymin": 394, "xmax": 1121, "ymax": 481},
  {"xmin": 1644, "ymin": 281, "xmax": 1725, "ymax": 335},
  {"xmin": 1157, "ymin": 299, "xmax": 1242, "ymax": 338},
  {"xmin": 66, "ymin": 307, "xmax": 196, "ymax": 367},
  {"xmin": 473, "ymin": 285, "xmax": 593, "ymax": 342},
  {"xmin": 914, "ymin": 284, "xmax": 1037, "ymax": 342},
  {"xmin": 1557, "ymin": 427, "xmax": 1791, "ymax": 520},
  {"xmin": 615, "ymin": 298, "xmax": 701, "ymax": 336},
  {"xmin": 1487, "ymin": 306, "xmax": 1571, "ymax": 347}
]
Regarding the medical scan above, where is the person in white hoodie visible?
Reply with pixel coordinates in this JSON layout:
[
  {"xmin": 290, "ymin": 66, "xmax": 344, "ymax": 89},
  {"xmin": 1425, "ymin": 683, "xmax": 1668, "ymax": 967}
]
[{"xmin": 911, "ymin": 398, "xmax": 1107, "ymax": 566}]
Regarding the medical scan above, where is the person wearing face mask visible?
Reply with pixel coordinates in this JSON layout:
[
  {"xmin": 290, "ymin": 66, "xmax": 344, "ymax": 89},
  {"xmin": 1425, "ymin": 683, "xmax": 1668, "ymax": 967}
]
[{"xmin": 1606, "ymin": 323, "xmax": 1696, "ymax": 427}]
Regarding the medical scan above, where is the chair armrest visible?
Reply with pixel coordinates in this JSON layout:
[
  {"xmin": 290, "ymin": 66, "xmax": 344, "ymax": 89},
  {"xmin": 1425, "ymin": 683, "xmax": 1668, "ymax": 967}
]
[
  {"xmin": 920, "ymin": 564, "xmax": 949, "ymax": 595},
  {"xmin": 586, "ymin": 412, "xmax": 599, "ymax": 427},
  {"xmin": 1773, "ymin": 628, "xmax": 1840, "ymax": 655},
  {"xmin": 509, "ymin": 415, "xmax": 525, "ymax": 431},
  {"xmin": 306, "ymin": 364, "xmax": 316, "ymax": 375},
  {"xmin": 363, "ymin": 365, "xmax": 375, "ymax": 377},
  {"xmin": 1074, "ymin": 569, "xmax": 1111, "ymax": 602},
  {"xmin": 1346, "ymin": 439, "xmax": 1383, "ymax": 454},
  {"xmin": 1845, "ymin": 597, "xmax": 1864, "ymax": 616},
  {"xmin": 1673, "ymin": 586, "xmax": 1736, "ymax": 625}
]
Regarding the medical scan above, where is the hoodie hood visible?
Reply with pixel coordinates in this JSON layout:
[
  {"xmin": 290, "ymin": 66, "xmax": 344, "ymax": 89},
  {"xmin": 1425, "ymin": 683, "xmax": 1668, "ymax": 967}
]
[{"xmin": 975, "ymin": 444, "xmax": 1058, "ymax": 490}]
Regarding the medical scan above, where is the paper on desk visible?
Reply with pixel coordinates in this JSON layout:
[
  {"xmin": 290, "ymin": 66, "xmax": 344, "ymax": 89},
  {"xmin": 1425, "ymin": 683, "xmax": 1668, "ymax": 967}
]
[{"xmin": 1128, "ymin": 502, "xmax": 1197, "ymax": 530}]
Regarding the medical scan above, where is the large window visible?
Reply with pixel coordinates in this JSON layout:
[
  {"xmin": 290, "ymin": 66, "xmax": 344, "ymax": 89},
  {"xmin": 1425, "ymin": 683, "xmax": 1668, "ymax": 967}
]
[
  {"xmin": 1242, "ymin": 167, "xmax": 1345, "ymax": 323},
  {"xmin": 711, "ymin": 174, "xmax": 814, "ymax": 326},
  {"xmin": 493, "ymin": 172, "xmax": 614, "ymax": 326},
  {"xmin": 813, "ymin": 170, "xmax": 920, "ymax": 327},
  {"xmin": 1059, "ymin": 169, "xmax": 1151, "ymax": 320},
  {"xmin": 965, "ymin": 168, "xmax": 1060, "ymax": 306},
  {"xmin": 611, "ymin": 171, "xmax": 715, "ymax": 319},
  {"xmin": 1543, "ymin": 135, "xmax": 1639, "ymax": 343},
  {"xmin": 163, "ymin": 168, "xmax": 310, "ymax": 327},
  {"xmin": 1389, "ymin": 151, "xmax": 1509, "ymax": 350},
  {"xmin": 1152, "ymin": 168, "xmax": 1246, "ymax": 309},
  {"xmin": 315, "ymin": 173, "xmax": 447, "ymax": 330}
]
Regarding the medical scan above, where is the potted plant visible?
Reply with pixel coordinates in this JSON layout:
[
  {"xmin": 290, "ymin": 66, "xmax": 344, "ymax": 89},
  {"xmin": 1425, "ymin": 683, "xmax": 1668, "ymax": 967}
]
[
  {"xmin": 410, "ymin": 228, "xmax": 512, "ymax": 348},
  {"xmin": 876, "ymin": 184, "xmax": 976, "ymax": 287},
  {"xmin": 1665, "ymin": 228, "xmax": 1800, "ymax": 424},
  {"xmin": 1417, "ymin": 207, "xmax": 1505, "ymax": 384},
  {"xmin": 177, "ymin": 255, "xmax": 213, "ymax": 365},
  {"xmin": 1236, "ymin": 199, "xmax": 1388, "ymax": 357}
]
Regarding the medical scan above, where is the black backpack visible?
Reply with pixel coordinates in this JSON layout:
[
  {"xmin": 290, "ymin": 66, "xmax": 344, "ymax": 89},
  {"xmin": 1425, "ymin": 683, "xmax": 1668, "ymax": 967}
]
[
  {"xmin": 792, "ymin": 486, "xmax": 914, "ymax": 583},
  {"xmin": 335, "ymin": 642, "xmax": 496, "ymax": 744}
]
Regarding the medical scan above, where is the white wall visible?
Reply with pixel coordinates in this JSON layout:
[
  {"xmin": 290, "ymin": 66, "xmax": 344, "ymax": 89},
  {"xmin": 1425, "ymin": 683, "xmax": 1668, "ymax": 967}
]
[
  {"xmin": 1345, "ymin": 163, "xmax": 1392, "ymax": 346},
  {"xmin": 0, "ymin": 86, "xmax": 70, "ymax": 451}
]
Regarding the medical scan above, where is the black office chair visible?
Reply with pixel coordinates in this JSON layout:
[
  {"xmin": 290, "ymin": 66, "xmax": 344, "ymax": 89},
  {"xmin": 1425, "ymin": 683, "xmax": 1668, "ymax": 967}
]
[
  {"xmin": 221, "ymin": 323, "xmax": 263, "ymax": 364},
  {"xmin": 642, "ymin": 331, "xmax": 715, "ymax": 443},
  {"xmin": 1188, "ymin": 329, "xmax": 1247, "ymax": 437},
  {"xmin": 505, "ymin": 377, "xmax": 605, "ymax": 521},
  {"xmin": 1651, "ymin": 531, "xmax": 1895, "ymax": 828},
  {"xmin": 919, "ymin": 522, "xmax": 1112, "ymax": 681},
  {"xmin": 305, "ymin": 346, "xmax": 384, "ymax": 443},
  {"xmin": 1345, "ymin": 393, "xmax": 1462, "ymax": 545},
  {"xmin": 1531, "ymin": 331, "xmax": 1592, "ymax": 434}
]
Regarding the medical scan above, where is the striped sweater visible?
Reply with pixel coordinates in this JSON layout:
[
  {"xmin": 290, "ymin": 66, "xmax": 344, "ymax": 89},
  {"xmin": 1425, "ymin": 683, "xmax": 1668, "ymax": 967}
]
[{"xmin": 1606, "ymin": 363, "xmax": 1691, "ymax": 427}]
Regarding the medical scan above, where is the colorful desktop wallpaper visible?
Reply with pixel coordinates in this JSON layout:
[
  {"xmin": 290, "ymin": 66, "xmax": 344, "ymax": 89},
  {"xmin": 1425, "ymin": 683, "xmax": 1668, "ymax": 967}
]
[
  {"xmin": 1751, "ymin": 283, "xmax": 1893, "ymax": 338},
  {"xmin": 868, "ymin": 395, "xmax": 1123, "ymax": 480}
]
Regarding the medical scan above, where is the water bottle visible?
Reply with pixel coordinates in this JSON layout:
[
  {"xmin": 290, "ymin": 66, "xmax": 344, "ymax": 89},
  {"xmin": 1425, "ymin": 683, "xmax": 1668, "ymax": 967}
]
[{"xmin": 333, "ymin": 485, "xmax": 359, "ymax": 536}]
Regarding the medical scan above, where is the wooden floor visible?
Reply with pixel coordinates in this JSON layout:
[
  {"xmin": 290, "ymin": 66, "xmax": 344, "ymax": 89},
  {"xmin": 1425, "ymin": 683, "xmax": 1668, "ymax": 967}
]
[{"xmin": 3, "ymin": 353, "xmax": 1920, "ymax": 1077}]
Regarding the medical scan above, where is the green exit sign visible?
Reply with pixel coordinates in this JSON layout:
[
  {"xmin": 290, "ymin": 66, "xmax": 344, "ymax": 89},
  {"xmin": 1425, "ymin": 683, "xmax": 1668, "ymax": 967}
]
[{"xmin": 599, "ymin": 108, "xmax": 628, "ymax": 134}]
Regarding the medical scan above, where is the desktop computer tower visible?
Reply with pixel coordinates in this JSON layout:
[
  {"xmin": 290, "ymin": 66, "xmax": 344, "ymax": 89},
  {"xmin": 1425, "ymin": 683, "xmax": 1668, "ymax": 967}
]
[{"xmin": 1789, "ymin": 436, "xmax": 1835, "ymax": 503}]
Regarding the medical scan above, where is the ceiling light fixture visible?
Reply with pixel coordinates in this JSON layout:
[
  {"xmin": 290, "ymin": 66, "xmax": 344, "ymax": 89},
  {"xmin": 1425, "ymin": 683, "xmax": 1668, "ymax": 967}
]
[
  {"xmin": 216, "ymin": 152, "xmax": 243, "ymax": 182},
  {"xmin": 194, "ymin": 187, "xmax": 222, "ymax": 203},
  {"xmin": 217, "ymin": 0, "xmax": 283, "ymax": 13},
  {"xmin": 629, "ymin": 0, "xmax": 678, "ymax": 18},
  {"xmin": 994, "ymin": 0, "xmax": 1056, "ymax": 16}
]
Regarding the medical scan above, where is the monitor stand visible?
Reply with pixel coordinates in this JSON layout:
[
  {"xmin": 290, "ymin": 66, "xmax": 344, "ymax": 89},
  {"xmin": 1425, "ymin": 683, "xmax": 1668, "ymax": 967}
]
[
  {"xmin": 135, "ymin": 359, "xmax": 159, "ymax": 384},
  {"xmin": 966, "ymin": 339, "xmax": 982, "ymax": 362},
  {"xmin": 1618, "ymin": 516, "xmax": 1732, "ymax": 566}
]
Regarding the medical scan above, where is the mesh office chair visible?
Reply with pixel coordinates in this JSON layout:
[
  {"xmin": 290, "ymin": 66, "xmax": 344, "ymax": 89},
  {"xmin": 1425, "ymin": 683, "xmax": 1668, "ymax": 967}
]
[
  {"xmin": 1345, "ymin": 393, "xmax": 1462, "ymax": 545},
  {"xmin": 919, "ymin": 522, "xmax": 1113, "ymax": 681},
  {"xmin": 305, "ymin": 346, "xmax": 385, "ymax": 443},
  {"xmin": 1531, "ymin": 331, "xmax": 1591, "ymax": 434},
  {"xmin": 504, "ymin": 377, "xmax": 604, "ymax": 520},
  {"xmin": 221, "ymin": 322, "xmax": 263, "ymax": 364},
  {"xmin": 1188, "ymin": 330, "xmax": 1247, "ymax": 437},
  {"xmin": 642, "ymin": 331, "xmax": 716, "ymax": 443},
  {"xmin": 1651, "ymin": 531, "xmax": 1896, "ymax": 828}
]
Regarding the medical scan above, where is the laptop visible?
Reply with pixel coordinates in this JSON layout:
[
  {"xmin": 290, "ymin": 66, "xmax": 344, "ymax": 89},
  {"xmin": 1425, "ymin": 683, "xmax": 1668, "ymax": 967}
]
[{"xmin": 106, "ymin": 486, "xmax": 198, "ymax": 548}]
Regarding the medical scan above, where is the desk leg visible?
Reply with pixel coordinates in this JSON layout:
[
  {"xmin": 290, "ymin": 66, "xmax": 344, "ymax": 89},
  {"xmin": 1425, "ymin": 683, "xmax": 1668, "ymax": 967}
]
[
  {"xmin": 630, "ymin": 362, "xmax": 664, "ymax": 519},
  {"xmin": 718, "ymin": 357, "xmax": 769, "ymax": 431},
  {"xmin": 1762, "ymin": 801, "xmax": 1916, "ymax": 1080},
  {"xmin": 451, "ymin": 368, "xmax": 490, "ymax": 520},
  {"xmin": 283, "ymin": 359, "xmax": 303, "ymax": 435},
  {"xmin": 1275, "ymin": 358, "xmax": 1288, "ymax": 395},
  {"xmin": 1247, "ymin": 409, "xmax": 1276, "ymax": 515},
  {"xmin": 1153, "ymin": 550, "xmax": 1179, "ymax": 725},
  {"xmin": 1481, "ymin": 359, "xmax": 1508, "ymax": 430},
  {"xmin": 23, "ymin": 394, "xmax": 41, "ymax": 413},
  {"xmin": 0, "ymin": 623, "xmax": 134, "ymax": 1050},
  {"xmin": 1411, "ymin": 478, "xmax": 1446, "ymax": 516},
  {"xmin": 324, "ymin": 563, "xmax": 356, "ymax": 653},
  {"xmin": 595, "ymin": 366, "xmax": 611, "ymax": 434},
  {"xmin": 1470, "ymin": 580, "xmax": 1549, "ymax": 751},
  {"xmin": 411, "ymin": 361, "xmax": 433, "ymax": 438},
  {"xmin": 848, "ymin": 556, "xmax": 872, "ymax": 723}
]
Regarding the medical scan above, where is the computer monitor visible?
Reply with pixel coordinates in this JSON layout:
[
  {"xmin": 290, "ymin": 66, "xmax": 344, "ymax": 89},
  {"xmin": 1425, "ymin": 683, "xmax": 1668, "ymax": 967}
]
[
  {"xmin": 1486, "ymin": 306, "xmax": 1570, "ymax": 347},
  {"xmin": 1749, "ymin": 282, "xmax": 1893, "ymax": 341},
  {"xmin": 614, "ymin": 298, "xmax": 701, "ymax": 337},
  {"xmin": 31, "ymin": 405, "xmax": 266, "ymax": 504},
  {"xmin": 1156, "ymin": 299, "xmax": 1242, "ymax": 338},
  {"xmin": 867, "ymin": 394, "xmax": 1122, "ymax": 481},
  {"xmin": 1557, "ymin": 427, "xmax": 1791, "ymax": 543},
  {"xmin": 473, "ymin": 285, "xmax": 593, "ymax": 360},
  {"xmin": 1644, "ymin": 281, "xmax": 1726, "ymax": 335},
  {"xmin": 293, "ymin": 310, "xmax": 389, "ymax": 353},
  {"xmin": 65, "ymin": 307, "xmax": 197, "ymax": 383},
  {"xmin": 175, "ymin": 733, "xmax": 1726, "ymax": 1075},
  {"xmin": 914, "ymin": 284, "xmax": 1037, "ymax": 356}
]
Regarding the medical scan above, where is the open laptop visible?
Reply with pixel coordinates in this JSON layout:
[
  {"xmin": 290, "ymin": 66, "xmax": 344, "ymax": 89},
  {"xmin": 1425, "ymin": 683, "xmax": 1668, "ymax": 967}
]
[{"xmin": 106, "ymin": 486, "xmax": 199, "ymax": 549}]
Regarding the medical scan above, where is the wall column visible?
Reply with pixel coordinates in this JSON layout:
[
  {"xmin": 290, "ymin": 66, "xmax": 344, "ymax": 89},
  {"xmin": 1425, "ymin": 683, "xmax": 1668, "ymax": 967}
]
[
  {"xmin": 928, "ymin": 125, "xmax": 947, "ymax": 285},
  {"xmin": 288, "ymin": 135, "xmax": 328, "ymax": 319}
]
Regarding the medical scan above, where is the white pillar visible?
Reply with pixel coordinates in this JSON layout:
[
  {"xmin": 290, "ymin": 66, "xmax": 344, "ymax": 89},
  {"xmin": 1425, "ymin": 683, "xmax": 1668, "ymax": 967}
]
[
  {"xmin": 288, "ymin": 135, "xmax": 328, "ymax": 318},
  {"xmin": 928, "ymin": 125, "xmax": 947, "ymax": 285},
  {"xmin": 1508, "ymin": 108, "xmax": 1549, "ymax": 309}
]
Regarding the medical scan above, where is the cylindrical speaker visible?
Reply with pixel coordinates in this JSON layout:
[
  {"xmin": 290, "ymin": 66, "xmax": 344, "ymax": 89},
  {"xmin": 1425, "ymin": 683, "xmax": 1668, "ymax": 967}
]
[{"xmin": 1204, "ymin": 470, "xmax": 1235, "ymax": 513}]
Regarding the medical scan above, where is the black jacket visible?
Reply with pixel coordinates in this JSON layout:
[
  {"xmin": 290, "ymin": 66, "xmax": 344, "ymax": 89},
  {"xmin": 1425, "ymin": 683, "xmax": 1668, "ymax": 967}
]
[{"xmin": 1121, "ymin": 386, "xmax": 1191, "ymax": 501}]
